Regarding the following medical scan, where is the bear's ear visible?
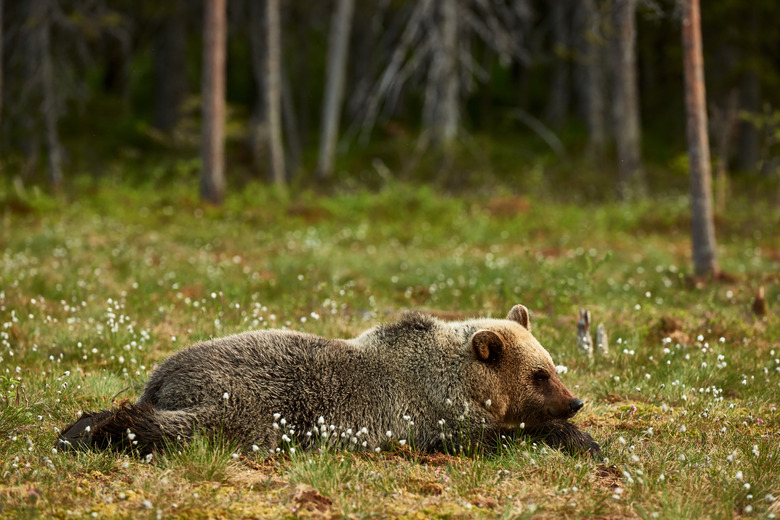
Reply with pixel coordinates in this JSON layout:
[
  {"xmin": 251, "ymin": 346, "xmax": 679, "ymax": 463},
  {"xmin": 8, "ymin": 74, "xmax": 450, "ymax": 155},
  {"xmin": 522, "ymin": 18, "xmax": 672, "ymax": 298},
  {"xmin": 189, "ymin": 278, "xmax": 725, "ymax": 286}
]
[
  {"xmin": 471, "ymin": 330, "xmax": 505, "ymax": 362},
  {"xmin": 507, "ymin": 304, "xmax": 531, "ymax": 330}
]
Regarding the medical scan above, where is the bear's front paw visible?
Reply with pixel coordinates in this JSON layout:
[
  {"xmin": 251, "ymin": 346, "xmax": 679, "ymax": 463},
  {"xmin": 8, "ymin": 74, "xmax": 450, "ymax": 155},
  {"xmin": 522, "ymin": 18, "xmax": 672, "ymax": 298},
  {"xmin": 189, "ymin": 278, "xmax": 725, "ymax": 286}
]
[{"xmin": 521, "ymin": 420, "xmax": 602, "ymax": 459}]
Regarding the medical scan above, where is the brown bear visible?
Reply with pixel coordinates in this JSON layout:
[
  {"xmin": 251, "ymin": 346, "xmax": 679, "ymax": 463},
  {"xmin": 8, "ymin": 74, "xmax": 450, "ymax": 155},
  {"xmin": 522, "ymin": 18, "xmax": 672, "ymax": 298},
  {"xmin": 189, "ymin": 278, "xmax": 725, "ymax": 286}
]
[{"xmin": 58, "ymin": 304, "xmax": 600, "ymax": 457}]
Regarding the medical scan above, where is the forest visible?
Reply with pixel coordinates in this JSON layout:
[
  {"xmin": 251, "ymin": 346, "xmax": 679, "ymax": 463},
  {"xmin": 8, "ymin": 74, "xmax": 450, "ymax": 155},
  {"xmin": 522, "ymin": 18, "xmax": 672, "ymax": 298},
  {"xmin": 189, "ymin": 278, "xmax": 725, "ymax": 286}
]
[
  {"xmin": 1, "ymin": 1, "xmax": 779, "ymax": 519},
  {"xmin": 1, "ymin": 0, "xmax": 778, "ymax": 197}
]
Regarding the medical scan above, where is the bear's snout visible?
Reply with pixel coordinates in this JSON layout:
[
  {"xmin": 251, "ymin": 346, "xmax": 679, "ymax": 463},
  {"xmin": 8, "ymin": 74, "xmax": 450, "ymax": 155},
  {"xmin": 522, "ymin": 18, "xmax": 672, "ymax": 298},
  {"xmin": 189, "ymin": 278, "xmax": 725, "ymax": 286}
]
[{"xmin": 569, "ymin": 398, "xmax": 583, "ymax": 412}]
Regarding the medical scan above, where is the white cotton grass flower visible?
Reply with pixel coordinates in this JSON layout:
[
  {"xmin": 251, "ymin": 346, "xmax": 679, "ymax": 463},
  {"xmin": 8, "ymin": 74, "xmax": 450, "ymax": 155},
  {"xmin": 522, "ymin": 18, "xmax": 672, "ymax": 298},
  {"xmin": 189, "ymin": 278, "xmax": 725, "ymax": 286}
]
[
  {"xmin": 386, "ymin": 430, "xmax": 392, "ymax": 438},
  {"xmin": 555, "ymin": 365, "xmax": 568, "ymax": 375},
  {"xmin": 252, "ymin": 444, "xmax": 260, "ymax": 452},
  {"xmin": 485, "ymin": 399, "xmax": 492, "ymax": 407},
  {"xmin": 318, "ymin": 416, "xmax": 325, "ymax": 425},
  {"xmin": 223, "ymin": 392, "xmax": 230, "ymax": 400}
]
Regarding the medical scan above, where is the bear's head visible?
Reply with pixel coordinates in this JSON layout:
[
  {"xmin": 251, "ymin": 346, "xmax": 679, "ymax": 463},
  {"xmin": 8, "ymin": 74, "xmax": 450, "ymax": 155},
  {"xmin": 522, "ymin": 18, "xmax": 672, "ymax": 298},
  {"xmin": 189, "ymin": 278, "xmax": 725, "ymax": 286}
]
[{"xmin": 468, "ymin": 304, "xmax": 583, "ymax": 430}]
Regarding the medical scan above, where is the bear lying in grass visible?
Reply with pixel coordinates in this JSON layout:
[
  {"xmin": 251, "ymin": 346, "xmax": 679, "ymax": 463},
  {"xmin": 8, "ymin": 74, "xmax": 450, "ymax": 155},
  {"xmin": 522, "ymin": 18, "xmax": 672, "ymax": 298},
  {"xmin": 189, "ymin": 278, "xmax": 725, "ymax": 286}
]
[{"xmin": 59, "ymin": 304, "xmax": 600, "ymax": 457}]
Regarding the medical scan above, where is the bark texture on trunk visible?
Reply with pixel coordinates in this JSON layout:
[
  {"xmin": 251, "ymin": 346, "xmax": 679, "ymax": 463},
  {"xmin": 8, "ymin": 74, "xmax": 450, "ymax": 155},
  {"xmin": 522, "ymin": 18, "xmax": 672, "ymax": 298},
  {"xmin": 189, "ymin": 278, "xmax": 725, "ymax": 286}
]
[
  {"xmin": 200, "ymin": 0, "xmax": 227, "ymax": 204},
  {"xmin": 611, "ymin": 0, "xmax": 644, "ymax": 198},
  {"xmin": 682, "ymin": 0, "xmax": 718, "ymax": 277},
  {"xmin": 316, "ymin": 0, "xmax": 354, "ymax": 179},
  {"xmin": 0, "ymin": 0, "xmax": 4, "ymax": 132},
  {"xmin": 424, "ymin": 0, "xmax": 459, "ymax": 147},
  {"xmin": 266, "ymin": 0, "xmax": 286, "ymax": 185}
]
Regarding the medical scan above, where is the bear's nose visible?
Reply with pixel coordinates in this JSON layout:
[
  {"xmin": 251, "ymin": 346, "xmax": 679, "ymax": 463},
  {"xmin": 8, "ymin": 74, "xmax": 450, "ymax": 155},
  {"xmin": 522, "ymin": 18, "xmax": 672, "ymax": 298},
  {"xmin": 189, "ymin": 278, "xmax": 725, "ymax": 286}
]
[{"xmin": 569, "ymin": 398, "xmax": 584, "ymax": 412}]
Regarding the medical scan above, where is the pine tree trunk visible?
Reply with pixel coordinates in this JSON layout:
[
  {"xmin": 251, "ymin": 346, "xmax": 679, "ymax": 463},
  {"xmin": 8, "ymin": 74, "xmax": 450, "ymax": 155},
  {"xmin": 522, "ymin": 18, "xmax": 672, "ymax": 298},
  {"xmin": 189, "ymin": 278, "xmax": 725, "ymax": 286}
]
[
  {"xmin": 0, "ymin": 0, "xmax": 4, "ymax": 132},
  {"xmin": 316, "ymin": 0, "xmax": 355, "ymax": 180},
  {"xmin": 153, "ymin": 0, "xmax": 188, "ymax": 132},
  {"xmin": 682, "ymin": 0, "xmax": 718, "ymax": 278},
  {"xmin": 574, "ymin": 0, "xmax": 606, "ymax": 159},
  {"xmin": 200, "ymin": 0, "xmax": 227, "ymax": 204},
  {"xmin": 611, "ymin": 0, "xmax": 644, "ymax": 198},
  {"xmin": 266, "ymin": 0, "xmax": 286, "ymax": 185}
]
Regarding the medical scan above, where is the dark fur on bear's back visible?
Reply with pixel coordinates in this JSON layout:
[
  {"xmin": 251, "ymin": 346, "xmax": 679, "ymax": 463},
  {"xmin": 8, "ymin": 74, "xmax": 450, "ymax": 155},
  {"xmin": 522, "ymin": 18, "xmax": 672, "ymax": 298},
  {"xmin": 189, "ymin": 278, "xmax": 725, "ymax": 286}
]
[{"xmin": 59, "ymin": 306, "xmax": 600, "ymax": 457}]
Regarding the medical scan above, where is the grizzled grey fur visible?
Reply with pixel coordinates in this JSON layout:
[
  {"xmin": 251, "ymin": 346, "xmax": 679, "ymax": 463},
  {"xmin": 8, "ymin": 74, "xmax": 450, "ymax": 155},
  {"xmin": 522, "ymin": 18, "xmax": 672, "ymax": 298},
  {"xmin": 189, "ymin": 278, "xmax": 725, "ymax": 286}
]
[{"xmin": 59, "ymin": 304, "xmax": 600, "ymax": 457}]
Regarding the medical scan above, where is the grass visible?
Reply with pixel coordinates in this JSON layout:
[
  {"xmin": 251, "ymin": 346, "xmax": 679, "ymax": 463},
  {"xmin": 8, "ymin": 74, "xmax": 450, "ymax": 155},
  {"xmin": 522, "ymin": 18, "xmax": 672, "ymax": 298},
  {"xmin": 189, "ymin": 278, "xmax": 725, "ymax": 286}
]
[{"xmin": 0, "ymin": 175, "xmax": 779, "ymax": 518}]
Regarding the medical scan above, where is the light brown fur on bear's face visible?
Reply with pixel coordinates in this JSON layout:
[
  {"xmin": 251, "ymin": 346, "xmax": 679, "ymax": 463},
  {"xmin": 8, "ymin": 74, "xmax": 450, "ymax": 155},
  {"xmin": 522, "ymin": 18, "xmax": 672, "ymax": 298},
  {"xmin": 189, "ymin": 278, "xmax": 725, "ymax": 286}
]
[{"xmin": 468, "ymin": 309, "xmax": 580, "ymax": 430}]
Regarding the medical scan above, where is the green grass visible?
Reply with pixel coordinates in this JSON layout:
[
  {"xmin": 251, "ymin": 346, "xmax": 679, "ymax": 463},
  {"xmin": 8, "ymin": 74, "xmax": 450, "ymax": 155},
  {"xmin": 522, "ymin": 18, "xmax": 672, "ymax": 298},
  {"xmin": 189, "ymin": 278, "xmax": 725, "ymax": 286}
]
[{"xmin": 0, "ymin": 177, "xmax": 779, "ymax": 518}]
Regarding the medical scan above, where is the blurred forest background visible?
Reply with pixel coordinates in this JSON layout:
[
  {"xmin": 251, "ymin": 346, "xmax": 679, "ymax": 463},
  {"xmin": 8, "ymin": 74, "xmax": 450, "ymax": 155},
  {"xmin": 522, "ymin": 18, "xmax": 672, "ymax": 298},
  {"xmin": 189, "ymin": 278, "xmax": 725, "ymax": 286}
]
[{"xmin": 0, "ymin": 0, "xmax": 779, "ymax": 202}]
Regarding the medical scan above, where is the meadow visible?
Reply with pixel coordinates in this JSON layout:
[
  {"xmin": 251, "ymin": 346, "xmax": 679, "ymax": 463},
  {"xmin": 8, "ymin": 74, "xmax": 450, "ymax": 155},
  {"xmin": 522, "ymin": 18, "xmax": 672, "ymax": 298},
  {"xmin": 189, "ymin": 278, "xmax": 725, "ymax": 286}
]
[{"xmin": 0, "ymin": 179, "xmax": 778, "ymax": 519}]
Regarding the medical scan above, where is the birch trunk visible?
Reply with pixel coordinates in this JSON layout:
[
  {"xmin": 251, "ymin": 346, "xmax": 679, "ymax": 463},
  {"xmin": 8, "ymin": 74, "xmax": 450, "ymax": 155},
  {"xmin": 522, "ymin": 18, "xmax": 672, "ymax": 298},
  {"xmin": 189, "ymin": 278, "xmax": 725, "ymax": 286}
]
[
  {"xmin": 682, "ymin": 0, "xmax": 719, "ymax": 277},
  {"xmin": 424, "ymin": 0, "xmax": 458, "ymax": 147},
  {"xmin": 200, "ymin": 0, "xmax": 227, "ymax": 204},
  {"xmin": 316, "ymin": 0, "xmax": 355, "ymax": 179},
  {"xmin": 438, "ymin": 0, "xmax": 458, "ymax": 146},
  {"xmin": 266, "ymin": 0, "xmax": 286, "ymax": 185}
]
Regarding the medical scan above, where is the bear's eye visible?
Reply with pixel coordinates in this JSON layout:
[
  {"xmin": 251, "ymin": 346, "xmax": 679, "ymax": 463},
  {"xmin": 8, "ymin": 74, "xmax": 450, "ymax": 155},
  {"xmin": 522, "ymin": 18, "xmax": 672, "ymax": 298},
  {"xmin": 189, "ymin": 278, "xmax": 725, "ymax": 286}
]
[{"xmin": 533, "ymin": 371, "xmax": 549, "ymax": 383}]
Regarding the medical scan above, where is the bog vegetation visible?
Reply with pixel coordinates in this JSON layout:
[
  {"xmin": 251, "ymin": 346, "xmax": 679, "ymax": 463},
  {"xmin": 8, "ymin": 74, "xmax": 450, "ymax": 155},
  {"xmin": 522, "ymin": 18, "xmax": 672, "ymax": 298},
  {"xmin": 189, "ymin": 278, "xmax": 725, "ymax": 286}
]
[
  {"xmin": 0, "ymin": 179, "xmax": 778, "ymax": 518},
  {"xmin": 1, "ymin": 1, "xmax": 779, "ymax": 518}
]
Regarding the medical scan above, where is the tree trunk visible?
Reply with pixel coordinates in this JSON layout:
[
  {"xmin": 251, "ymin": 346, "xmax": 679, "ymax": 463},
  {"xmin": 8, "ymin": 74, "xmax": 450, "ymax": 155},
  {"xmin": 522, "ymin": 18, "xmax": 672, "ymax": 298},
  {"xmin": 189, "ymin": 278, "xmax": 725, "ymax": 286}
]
[
  {"xmin": 574, "ymin": 0, "xmax": 606, "ymax": 159},
  {"xmin": 737, "ymin": 68, "xmax": 760, "ymax": 173},
  {"xmin": 545, "ymin": 0, "xmax": 570, "ymax": 129},
  {"xmin": 711, "ymin": 88, "xmax": 739, "ymax": 214},
  {"xmin": 153, "ymin": 0, "xmax": 188, "ymax": 132},
  {"xmin": 682, "ymin": 0, "xmax": 718, "ymax": 278},
  {"xmin": 249, "ymin": 0, "xmax": 268, "ymax": 173},
  {"xmin": 424, "ymin": 0, "xmax": 459, "ymax": 148},
  {"xmin": 316, "ymin": 0, "xmax": 355, "ymax": 180},
  {"xmin": 611, "ymin": 0, "xmax": 644, "ymax": 198},
  {"xmin": 0, "ymin": 0, "xmax": 4, "ymax": 132},
  {"xmin": 200, "ymin": 0, "xmax": 227, "ymax": 205},
  {"xmin": 35, "ymin": 0, "xmax": 62, "ymax": 190},
  {"xmin": 266, "ymin": 0, "xmax": 286, "ymax": 185},
  {"xmin": 281, "ymin": 65, "xmax": 302, "ymax": 174}
]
